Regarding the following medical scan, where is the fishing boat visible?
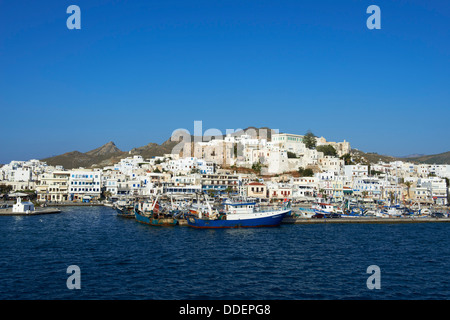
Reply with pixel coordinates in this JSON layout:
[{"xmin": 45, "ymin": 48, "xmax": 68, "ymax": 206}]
[
  {"xmin": 311, "ymin": 202, "xmax": 341, "ymax": 218},
  {"xmin": 114, "ymin": 199, "xmax": 135, "ymax": 218},
  {"xmin": 134, "ymin": 196, "xmax": 178, "ymax": 226},
  {"xmin": 340, "ymin": 206, "xmax": 364, "ymax": 218},
  {"xmin": 375, "ymin": 205, "xmax": 404, "ymax": 218},
  {"xmin": 116, "ymin": 205, "xmax": 135, "ymax": 218},
  {"xmin": 187, "ymin": 195, "xmax": 291, "ymax": 228},
  {"xmin": 293, "ymin": 207, "xmax": 315, "ymax": 218}
]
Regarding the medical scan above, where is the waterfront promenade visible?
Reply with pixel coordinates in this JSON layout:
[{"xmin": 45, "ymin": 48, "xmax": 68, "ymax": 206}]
[{"xmin": 282, "ymin": 216, "xmax": 450, "ymax": 224}]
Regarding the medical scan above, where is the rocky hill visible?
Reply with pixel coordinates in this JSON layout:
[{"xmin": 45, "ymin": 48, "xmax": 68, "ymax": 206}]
[
  {"xmin": 41, "ymin": 128, "xmax": 450, "ymax": 169},
  {"xmin": 350, "ymin": 149, "xmax": 450, "ymax": 165},
  {"xmin": 350, "ymin": 149, "xmax": 402, "ymax": 164},
  {"xmin": 42, "ymin": 142, "xmax": 127, "ymax": 169},
  {"xmin": 41, "ymin": 127, "xmax": 275, "ymax": 169},
  {"xmin": 405, "ymin": 151, "xmax": 450, "ymax": 165}
]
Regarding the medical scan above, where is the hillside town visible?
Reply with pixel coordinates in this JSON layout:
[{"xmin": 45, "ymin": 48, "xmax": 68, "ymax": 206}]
[{"xmin": 1, "ymin": 131, "xmax": 449, "ymax": 208}]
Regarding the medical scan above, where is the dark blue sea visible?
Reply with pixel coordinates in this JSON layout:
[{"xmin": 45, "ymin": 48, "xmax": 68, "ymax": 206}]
[{"xmin": 0, "ymin": 206, "xmax": 448, "ymax": 300}]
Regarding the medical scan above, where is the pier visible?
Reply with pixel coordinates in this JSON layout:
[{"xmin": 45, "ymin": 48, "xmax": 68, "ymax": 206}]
[
  {"xmin": 282, "ymin": 217, "xmax": 450, "ymax": 224},
  {"xmin": 0, "ymin": 208, "xmax": 62, "ymax": 216}
]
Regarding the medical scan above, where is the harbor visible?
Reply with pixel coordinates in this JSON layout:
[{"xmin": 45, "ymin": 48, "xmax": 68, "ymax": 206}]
[
  {"xmin": 107, "ymin": 193, "xmax": 450, "ymax": 228},
  {"xmin": 0, "ymin": 204, "xmax": 448, "ymax": 300}
]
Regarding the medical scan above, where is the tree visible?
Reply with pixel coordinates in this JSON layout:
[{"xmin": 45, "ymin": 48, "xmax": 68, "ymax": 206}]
[
  {"xmin": 287, "ymin": 151, "xmax": 297, "ymax": 159},
  {"xmin": 303, "ymin": 130, "xmax": 316, "ymax": 149},
  {"xmin": 207, "ymin": 190, "xmax": 217, "ymax": 198},
  {"xmin": 224, "ymin": 186, "xmax": 234, "ymax": 195},
  {"xmin": 404, "ymin": 181, "xmax": 413, "ymax": 200},
  {"xmin": 388, "ymin": 191, "xmax": 395, "ymax": 203},
  {"xmin": 319, "ymin": 189, "xmax": 326, "ymax": 200},
  {"xmin": 316, "ymin": 145, "xmax": 337, "ymax": 157},
  {"xmin": 340, "ymin": 153, "xmax": 353, "ymax": 165},
  {"xmin": 252, "ymin": 162, "xmax": 262, "ymax": 175},
  {"xmin": 298, "ymin": 167, "xmax": 314, "ymax": 177},
  {"xmin": 103, "ymin": 190, "xmax": 112, "ymax": 200}
]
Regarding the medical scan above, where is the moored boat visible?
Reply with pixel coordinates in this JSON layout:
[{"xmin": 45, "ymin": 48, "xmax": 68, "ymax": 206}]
[
  {"xmin": 311, "ymin": 202, "xmax": 341, "ymax": 218},
  {"xmin": 134, "ymin": 196, "xmax": 178, "ymax": 226},
  {"xmin": 187, "ymin": 195, "xmax": 291, "ymax": 228}
]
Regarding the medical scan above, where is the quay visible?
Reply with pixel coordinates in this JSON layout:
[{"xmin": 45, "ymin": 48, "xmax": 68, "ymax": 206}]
[
  {"xmin": 282, "ymin": 217, "xmax": 450, "ymax": 224},
  {"xmin": 0, "ymin": 207, "xmax": 61, "ymax": 216},
  {"xmin": 46, "ymin": 202, "xmax": 104, "ymax": 207}
]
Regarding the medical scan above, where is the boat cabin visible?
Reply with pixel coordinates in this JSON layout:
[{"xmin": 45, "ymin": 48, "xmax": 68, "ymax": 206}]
[
  {"xmin": 224, "ymin": 202, "xmax": 256, "ymax": 215},
  {"xmin": 312, "ymin": 202, "xmax": 335, "ymax": 213}
]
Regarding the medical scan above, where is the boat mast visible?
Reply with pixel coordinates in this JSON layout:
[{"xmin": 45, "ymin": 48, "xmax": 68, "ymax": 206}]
[
  {"xmin": 151, "ymin": 194, "xmax": 160, "ymax": 211},
  {"xmin": 204, "ymin": 193, "xmax": 213, "ymax": 216}
]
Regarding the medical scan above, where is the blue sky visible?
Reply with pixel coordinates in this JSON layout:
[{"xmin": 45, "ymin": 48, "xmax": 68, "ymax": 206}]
[{"xmin": 1, "ymin": 0, "xmax": 449, "ymax": 163}]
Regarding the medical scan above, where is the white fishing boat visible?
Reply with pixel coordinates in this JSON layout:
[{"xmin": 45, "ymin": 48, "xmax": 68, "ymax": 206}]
[{"xmin": 187, "ymin": 195, "xmax": 291, "ymax": 228}]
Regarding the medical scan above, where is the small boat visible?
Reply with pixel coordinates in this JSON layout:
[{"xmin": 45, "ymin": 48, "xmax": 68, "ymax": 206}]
[
  {"xmin": 134, "ymin": 196, "xmax": 178, "ymax": 226},
  {"xmin": 311, "ymin": 202, "xmax": 341, "ymax": 218},
  {"xmin": 294, "ymin": 207, "xmax": 315, "ymax": 218},
  {"xmin": 375, "ymin": 205, "xmax": 403, "ymax": 218},
  {"xmin": 113, "ymin": 199, "xmax": 135, "ymax": 218},
  {"xmin": 340, "ymin": 206, "xmax": 364, "ymax": 218},
  {"xmin": 187, "ymin": 195, "xmax": 291, "ymax": 228},
  {"xmin": 115, "ymin": 205, "xmax": 135, "ymax": 218}
]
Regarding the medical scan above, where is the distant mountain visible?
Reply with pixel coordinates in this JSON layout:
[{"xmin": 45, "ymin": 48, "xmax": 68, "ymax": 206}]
[
  {"xmin": 398, "ymin": 154, "xmax": 426, "ymax": 159},
  {"xmin": 128, "ymin": 138, "xmax": 179, "ymax": 160},
  {"xmin": 351, "ymin": 149, "xmax": 450, "ymax": 165},
  {"xmin": 350, "ymin": 149, "xmax": 402, "ymax": 164},
  {"xmin": 41, "ymin": 137, "xmax": 187, "ymax": 169},
  {"xmin": 41, "ymin": 128, "xmax": 450, "ymax": 169},
  {"xmin": 41, "ymin": 127, "xmax": 276, "ymax": 169},
  {"xmin": 406, "ymin": 151, "xmax": 450, "ymax": 165},
  {"xmin": 85, "ymin": 141, "xmax": 122, "ymax": 158},
  {"xmin": 42, "ymin": 141, "xmax": 127, "ymax": 169}
]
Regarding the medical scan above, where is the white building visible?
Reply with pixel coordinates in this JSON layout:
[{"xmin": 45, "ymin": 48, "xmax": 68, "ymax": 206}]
[
  {"xmin": 344, "ymin": 165, "xmax": 368, "ymax": 179},
  {"xmin": 36, "ymin": 171, "xmax": 70, "ymax": 202},
  {"xmin": 352, "ymin": 177, "xmax": 383, "ymax": 199},
  {"xmin": 271, "ymin": 133, "xmax": 305, "ymax": 154},
  {"xmin": 12, "ymin": 197, "xmax": 35, "ymax": 213},
  {"xmin": 319, "ymin": 156, "xmax": 344, "ymax": 175},
  {"xmin": 418, "ymin": 177, "xmax": 448, "ymax": 205},
  {"xmin": 69, "ymin": 169, "xmax": 102, "ymax": 202}
]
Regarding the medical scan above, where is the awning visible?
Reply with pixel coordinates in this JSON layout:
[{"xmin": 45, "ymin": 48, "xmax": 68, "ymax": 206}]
[{"xmin": 8, "ymin": 192, "xmax": 29, "ymax": 197}]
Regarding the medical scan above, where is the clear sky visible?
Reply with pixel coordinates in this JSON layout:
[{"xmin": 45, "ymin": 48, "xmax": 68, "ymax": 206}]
[{"xmin": 0, "ymin": 0, "xmax": 449, "ymax": 163}]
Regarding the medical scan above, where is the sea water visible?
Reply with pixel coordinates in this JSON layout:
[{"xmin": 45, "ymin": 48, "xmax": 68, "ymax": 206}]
[{"xmin": 0, "ymin": 206, "xmax": 448, "ymax": 299}]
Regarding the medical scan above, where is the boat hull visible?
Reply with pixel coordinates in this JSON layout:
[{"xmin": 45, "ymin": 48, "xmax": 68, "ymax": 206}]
[
  {"xmin": 187, "ymin": 210, "xmax": 290, "ymax": 228},
  {"xmin": 116, "ymin": 207, "xmax": 135, "ymax": 218},
  {"xmin": 134, "ymin": 209, "xmax": 177, "ymax": 226}
]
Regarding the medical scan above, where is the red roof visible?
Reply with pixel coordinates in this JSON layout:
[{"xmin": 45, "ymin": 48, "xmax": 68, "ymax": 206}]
[{"xmin": 248, "ymin": 182, "xmax": 264, "ymax": 186}]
